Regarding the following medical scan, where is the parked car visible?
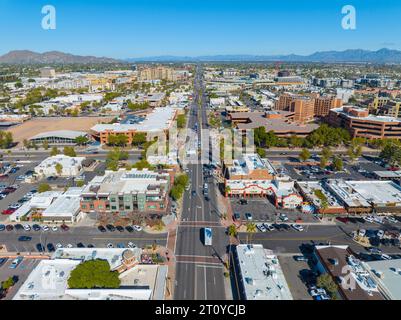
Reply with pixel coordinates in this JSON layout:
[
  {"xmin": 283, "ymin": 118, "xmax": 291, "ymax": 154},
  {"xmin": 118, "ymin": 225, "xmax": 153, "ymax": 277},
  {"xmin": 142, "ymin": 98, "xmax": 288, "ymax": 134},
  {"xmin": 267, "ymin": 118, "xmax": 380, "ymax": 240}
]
[
  {"xmin": 42, "ymin": 225, "xmax": 49, "ymax": 232},
  {"xmin": 51, "ymin": 226, "xmax": 58, "ymax": 232},
  {"xmin": 239, "ymin": 199, "xmax": 248, "ymax": 205},
  {"xmin": 56, "ymin": 243, "xmax": 63, "ymax": 249},
  {"xmin": 125, "ymin": 226, "xmax": 134, "ymax": 233},
  {"xmin": 133, "ymin": 225, "xmax": 143, "ymax": 232},
  {"xmin": 294, "ymin": 255, "xmax": 308, "ymax": 262},
  {"xmin": 233, "ymin": 212, "xmax": 241, "ymax": 221},
  {"xmin": 116, "ymin": 226, "xmax": 125, "ymax": 232},
  {"xmin": 127, "ymin": 242, "xmax": 137, "ymax": 248},
  {"xmin": 309, "ymin": 288, "xmax": 326, "ymax": 297},
  {"xmin": 367, "ymin": 247, "xmax": 382, "ymax": 254},
  {"xmin": 0, "ymin": 224, "xmax": 5, "ymax": 231},
  {"xmin": 279, "ymin": 214, "xmax": 289, "ymax": 222},
  {"xmin": 263, "ymin": 223, "xmax": 275, "ymax": 232},
  {"xmin": 9, "ymin": 257, "xmax": 23, "ymax": 269},
  {"xmin": 32, "ymin": 224, "xmax": 41, "ymax": 231},
  {"xmin": 257, "ymin": 223, "xmax": 267, "ymax": 232},
  {"xmin": 291, "ymin": 224, "xmax": 304, "ymax": 232},
  {"xmin": 386, "ymin": 216, "xmax": 398, "ymax": 223},
  {"xmin": 18, "ymin": 236, "xmax": 32, "ymax": 242},
  {"xmin": 106, "ymin": 224, "xmax": 115, "ymax": 232},
  {"xmin": 107, "ymin": 243, "xmax": 114, "ymax": 248},
  {"xmin": 2, "ymin": 209, "xmax": 16, "ymax": 215},
  {"xmin": 98, "ymin": 225, "xmax": 106, "ymax": 232},
  {"xmin": 6, "ymin": 225, "xmax": 14, "ymax": 231},
  {"xmin": 0, "ymin": 258, "xmax": 8, "ymax": 267},
  {"xmin": 245, "ymin": 213, "xmax": 253, "ymax": 221},
  {"xmin": 376, "ymin": 230, "xmax": 385, "ymax": 239},
  {"xmin": 60, "ymin": 224, "xmax": 69, "ymax": 231},
  {"xmin": 364, "ymin": 216, "xmax": 374, "ymax": 223}
]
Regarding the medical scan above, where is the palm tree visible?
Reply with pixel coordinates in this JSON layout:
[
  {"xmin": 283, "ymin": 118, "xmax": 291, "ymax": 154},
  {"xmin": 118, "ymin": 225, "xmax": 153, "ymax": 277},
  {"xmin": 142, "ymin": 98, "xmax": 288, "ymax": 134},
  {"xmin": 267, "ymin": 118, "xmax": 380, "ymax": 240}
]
[{"xmin": 246, "ymin": 222, "xmax": 256, "ymax": 244}]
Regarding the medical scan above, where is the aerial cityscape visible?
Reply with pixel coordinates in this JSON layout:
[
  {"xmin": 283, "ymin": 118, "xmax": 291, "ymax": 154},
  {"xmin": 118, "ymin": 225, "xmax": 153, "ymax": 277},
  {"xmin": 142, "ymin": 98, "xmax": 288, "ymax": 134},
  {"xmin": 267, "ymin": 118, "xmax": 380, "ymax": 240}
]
[{"xmin": 1, "ymin": 0, "xmax": 401, "ymax": 309}]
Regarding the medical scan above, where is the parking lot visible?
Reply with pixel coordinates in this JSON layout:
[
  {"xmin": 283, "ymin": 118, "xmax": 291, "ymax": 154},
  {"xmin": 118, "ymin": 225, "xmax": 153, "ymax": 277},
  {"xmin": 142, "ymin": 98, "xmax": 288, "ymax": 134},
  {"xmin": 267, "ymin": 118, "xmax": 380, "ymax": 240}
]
[
  {"xmin": 0, "ymin": 257, "xmax": 41, "ymax": 300},
  {"xmin": 0, "ymin": 226, "xmax": 168, "ymax": 253},
  {"xmin": 278, "ymin": 255, "xmax": 312, "ymax": 300},
  {"xmin": 230, "ymin": 198, "xmax": 317, "ymax": 223}
]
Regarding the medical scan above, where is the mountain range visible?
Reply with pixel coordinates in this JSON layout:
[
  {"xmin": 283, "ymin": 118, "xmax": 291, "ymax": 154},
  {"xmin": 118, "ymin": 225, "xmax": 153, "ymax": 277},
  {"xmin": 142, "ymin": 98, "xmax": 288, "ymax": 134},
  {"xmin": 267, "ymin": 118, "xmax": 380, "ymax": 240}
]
[
  {"xmin": 0, "ymin": 50, "xmax": 121, "ymax": 64},
  {"xmin": 126, "ymin": 48, "xmax": 401, "ymax": 63},
  {"xmin": 2, "ymin": 48, "xmax": 401, "ymax": 64}
]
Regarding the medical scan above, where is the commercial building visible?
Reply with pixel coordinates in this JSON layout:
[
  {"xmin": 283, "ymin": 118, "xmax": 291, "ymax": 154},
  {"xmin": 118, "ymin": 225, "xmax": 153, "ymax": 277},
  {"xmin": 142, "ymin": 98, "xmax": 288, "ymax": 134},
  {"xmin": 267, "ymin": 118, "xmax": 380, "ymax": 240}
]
[
  {"xmin": 325, "ymin": 179, "xmax": 401, "ymax": 214},
  {"xmin": 232, "ymin": 244, "xmax": 293, "ymax": 300},
  {"xmin": 9, "ymin": 188, "xmax": 84, "ymax": 223},
  {"xmin": 34, "ymin": 155, "xmax": 85, "ymax": 178},
  {"xmin": 314, "ymin": 95, "xmax": 343, "ymax": 117},
  {"xmin": 296, "ymin": 181, "xmax": 347, "ymax": 215},
  {"xmin": 224, "ymin": 154, "xmax": 302, "ymax": 208},
  {"xmin": 40, "ymin": 67, "xmax": 56, "ymax": 78},
  {"xmin": 90, "ymin": 107, "xmax": 177, "ymax": 145},
  {"xmin": 29, "ymin": 130, "xmax": 89, "ymax": 145},
  {"xmin": 13, "ymin": 248, "xmax": 168, "ymax": 300},
  {"xmin": 80, "ymin": 168, "xmax": 171, "ymax": 215},
  {"xmin": 328, "ymin": 106, "xmax": 401, "ymax": 140},
  {"xmin": 229, "ymin": 111, "xmax": 319, "ymax": 137},
  {"xmin": 362, "ymin": 259, "xmax": 401, "ymax": 300},
  {"xmin": 313, "ymin": 245, "xmax": 383, "ymax": 300}
]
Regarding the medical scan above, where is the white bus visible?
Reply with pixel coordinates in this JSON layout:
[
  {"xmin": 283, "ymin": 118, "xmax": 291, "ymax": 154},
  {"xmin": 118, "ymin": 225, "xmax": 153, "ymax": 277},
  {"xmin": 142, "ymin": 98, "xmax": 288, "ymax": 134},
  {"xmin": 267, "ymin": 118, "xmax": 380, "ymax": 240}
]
[{"xmin": 203, "ymin": 227, "xmax": 212, "ymax": 246}]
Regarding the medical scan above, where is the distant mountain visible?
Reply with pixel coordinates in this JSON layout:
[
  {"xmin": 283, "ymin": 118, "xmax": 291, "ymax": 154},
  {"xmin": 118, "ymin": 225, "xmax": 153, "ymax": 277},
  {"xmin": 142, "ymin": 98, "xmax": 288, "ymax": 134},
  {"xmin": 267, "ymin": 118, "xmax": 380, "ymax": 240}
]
[
  {"xmin": 0, "ymin": 50, "xmax": 122, "ymax": 64},
  {"xmin": 127, "ymin": 48, "xmax": 401, "ymax": 63}
]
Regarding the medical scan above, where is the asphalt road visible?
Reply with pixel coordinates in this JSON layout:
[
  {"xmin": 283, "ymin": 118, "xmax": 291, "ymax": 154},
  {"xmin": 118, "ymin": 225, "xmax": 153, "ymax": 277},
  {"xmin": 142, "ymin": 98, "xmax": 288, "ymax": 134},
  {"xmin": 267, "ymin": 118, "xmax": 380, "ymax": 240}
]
[{"xmin": 174, "ymin": 66, "xmax": 228, "ymax": 300}]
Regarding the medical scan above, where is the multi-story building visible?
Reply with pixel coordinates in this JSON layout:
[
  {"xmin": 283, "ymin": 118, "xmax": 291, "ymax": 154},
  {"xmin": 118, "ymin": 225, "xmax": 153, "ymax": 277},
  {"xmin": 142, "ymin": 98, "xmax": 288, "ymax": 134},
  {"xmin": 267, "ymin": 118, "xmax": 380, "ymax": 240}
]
[
  {"xmin": 39, "ymin": 67, "xmax": 56, "ymax": 78},
  {"xmin": 34, "ymin": 155, "xmax": 85, "ymax": 178},
  {"xmin": 328, "ymin": 106, "xmax": 401, "ymax": 140},
  {"xmin": 139, "ymin": 66, "xmax": 174, "ymax": 81},
  {"xmin": 80, "ymin": 168, "xmax": 172, "ymax": 214},
  {"xmin": 90, "ymin": 107, "xmax": 177, "ymax": 145},
  {"xmin": 314, "ymin": 95, "xmax": 343, "ymax": 117}
]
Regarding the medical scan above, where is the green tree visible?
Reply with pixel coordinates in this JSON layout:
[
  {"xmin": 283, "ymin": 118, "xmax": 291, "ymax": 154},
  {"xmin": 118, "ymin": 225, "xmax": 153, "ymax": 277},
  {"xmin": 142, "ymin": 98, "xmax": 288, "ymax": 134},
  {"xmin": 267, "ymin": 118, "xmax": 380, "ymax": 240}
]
[
  {"xmin": 299, "ymin": 148, "xmax": 311, "ymax": 162},
  {"xmin": 55, "ymin": 163, "xmax": 63, "ymax": 176},
  {"xmin": 131, "ymin": 132, "xmax": 147, "ymax": 147},
  {"xmin": 67, "ymin": 259, "xmax": 120, "ymax": 289},
  {"xmin": 319, "ymin": 156, "xmax": 328, "ymax": 169},
  {"xmin": 176, "ymin": 114, "xmax": 186, "ymax": 129},
  {"xmin": 38, "ymin": 183, "xmax": 51, "ymax": 193},
  {"xmin": 1, "ymin": 277, "xmax": 15, "ymax": 290},
  {"xmin": 332, "ymin": 156, "xmax": 343, "ymax": 172},
  {"xmin": 228, "ymin": 224, "xmax": 238, "ymax": 238},
  {"xmin": 380, "ymin": 143, "xmax": 401, "ymax": 167},
  {"xmin": 74, "ymin": 135, "xmax": 89, "ymax": 146},
  {"xmin": 50, "ymin": 146, "xmax": 59, "ymax": 156},
  {"xmin": 63, "ymin": 146, "xmax": 76, "ymax": 157},
  {"xmin": 347, "ymin": 138, "xmax": 363, "ymax": 163},
  {"xmin": 316, "ymin": 274, "xmax": 338, "ymax": 299},
  {"xmin": 321, "ymin": 146, "xmax": 332, "ymax": 159},
  {"xmin": 170, "ymin": 184, "xmax": 184, "ymax": 201},
  {"xmin": 42, "ymin": 140, "xmax": 49, "ymax": 150},
  {"xmin": 246, "ymin": 222, "xmax": 256, "ymax": 244},
  {"xmin": 174, "ymin": 174, "xmax": 189, "ymax": 188}
]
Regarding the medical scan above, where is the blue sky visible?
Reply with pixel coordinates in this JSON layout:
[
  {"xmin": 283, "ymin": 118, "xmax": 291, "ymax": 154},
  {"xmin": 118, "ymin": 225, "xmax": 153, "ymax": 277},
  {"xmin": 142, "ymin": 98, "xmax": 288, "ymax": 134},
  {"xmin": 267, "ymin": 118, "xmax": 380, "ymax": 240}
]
[{"xmin": 1, "ymin": 0, "xmax": 401, "ymax": 58}]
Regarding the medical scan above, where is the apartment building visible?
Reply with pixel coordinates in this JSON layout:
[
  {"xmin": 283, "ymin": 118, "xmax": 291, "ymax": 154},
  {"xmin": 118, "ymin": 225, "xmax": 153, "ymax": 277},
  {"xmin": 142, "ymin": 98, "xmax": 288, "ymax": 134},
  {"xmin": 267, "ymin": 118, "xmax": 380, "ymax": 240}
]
[
  {"xmin": 328, "ymin": 106, "xmax": 401, "ymax": 140},
  {"xmin": 314, "ymin": 95, "xmax": 343, "ymax": 117},
  {"xmin": 138, "ymin": 66, "xmax": 186, "ymax": 81},
  {"xmin": 80, "ymin": 168, "xmax": 172, "ymax": 214}
]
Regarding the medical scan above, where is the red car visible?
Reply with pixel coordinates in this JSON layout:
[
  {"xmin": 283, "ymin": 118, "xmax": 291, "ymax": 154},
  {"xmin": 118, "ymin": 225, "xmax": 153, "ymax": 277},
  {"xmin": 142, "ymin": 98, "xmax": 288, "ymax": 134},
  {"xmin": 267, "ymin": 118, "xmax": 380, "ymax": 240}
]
[
  {"xmin": 2, "ymin": 209, "xmax": 16, "ymax": 215},
  {"xmin": 60, "ymin": 224, "xmax": 70, "ymax": 231}
]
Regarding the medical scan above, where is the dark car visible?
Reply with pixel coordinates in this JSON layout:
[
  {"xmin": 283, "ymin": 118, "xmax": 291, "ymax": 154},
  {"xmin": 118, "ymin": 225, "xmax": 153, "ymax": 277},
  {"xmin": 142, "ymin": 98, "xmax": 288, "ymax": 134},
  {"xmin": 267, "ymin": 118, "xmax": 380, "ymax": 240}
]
[
  {"xmin": 87, "ymin": 244, "xmax": 94, "ymax": 248},
  {"xmin": 239, "ymin": 199, "xmax": 248, "ymax": 205},
  {"xmin": 36, "ymin": 243, "xmax": 45, "ymax": 252},
  {"xmin": 0, "ymin": 224, "xmax": 5, "ymax": 231},
  {"xmin": 191, "ymin": 190, "xmax": 196, "ymax": 196},
  {"xmin": 18, "ymin": 236, "xmax": 32, "ymax": 241},
  {"xmin": 126, "ymin": 226, "xmax": 134, "ymax": 233},
  {"xmin": 60, "ymin": 224, "xmax": 70, "ymax": 231},
  {"xmin": 116, "ymin": 226, "xmax": 124, "ymax": 232},
  {"xmin": 14, "ymin": 224, "xmax": 23, "ymax": 230},
  {"xmin": 32, "ymin": 224, "xmax": 41, "ymax": 231},
  {"xmin": 6, "ymin": 224, "xmax": 14, "ymax": 231},
  {"xmin": 106, "ymin": 224, "xmax": 115, "ymax": 232},
  {"xmin": 280, "ymin": 224, "xmax": 290, "ymax": 231},
  {"xmin": 0, "ymin": 258, "xmax": 7, "ymax": 267},
  {"xmin": 98, "ymin": 225, "xmax": 106, "ymax": 232},
  {"xmin": 272, "ymin": 223, "xmax": 282, "ymax": 231},
  {"xmin": 233, "ymin": 212, "xmax": 241, "ymax": 221},
  {"xmin": 47, "ymin": 243, "xmax": 55, "ymax": 252},
  {"xmin": 77, "ymin": 242, "xmax": 85, "ymax": 248}
]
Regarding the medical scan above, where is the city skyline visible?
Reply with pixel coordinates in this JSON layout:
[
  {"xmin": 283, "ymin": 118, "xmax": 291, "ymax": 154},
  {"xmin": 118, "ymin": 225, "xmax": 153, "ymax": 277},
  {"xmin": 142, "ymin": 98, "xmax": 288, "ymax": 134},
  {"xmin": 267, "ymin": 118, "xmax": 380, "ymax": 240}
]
[{"xmin": 1, "ymin": 0, "xmax": 401, "ymax": 58}]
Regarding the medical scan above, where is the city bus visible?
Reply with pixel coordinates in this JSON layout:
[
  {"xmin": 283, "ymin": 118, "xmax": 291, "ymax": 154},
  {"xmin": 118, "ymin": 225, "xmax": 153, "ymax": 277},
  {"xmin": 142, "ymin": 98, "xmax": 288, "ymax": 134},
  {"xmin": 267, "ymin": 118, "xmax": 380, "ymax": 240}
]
[{"xmin": 202, "ymin": 227, "xmax": 212, "ymax": 246}]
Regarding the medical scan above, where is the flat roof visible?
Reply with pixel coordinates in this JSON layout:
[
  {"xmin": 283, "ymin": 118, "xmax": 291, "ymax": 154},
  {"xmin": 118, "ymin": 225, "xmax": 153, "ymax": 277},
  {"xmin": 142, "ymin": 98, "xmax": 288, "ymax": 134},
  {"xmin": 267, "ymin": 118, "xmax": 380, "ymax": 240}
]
[
  {"xmin": 332, "ymin": 106, "xmax": 401, "ymax": 123},
  {"xmin": 30, "ymin": 130, "xmax": 88, "ymax": 140},
  {"xmin": 364, "ymin": 259, "xmax": 401, "ymax": 300},
  {"xmin": 91, "ymin": 107, "xmax": 176, "ymax": 133},
  {"xmin": 235, "ymin": 244, "xmax": 293, "ymax": 300},
  {"xmin": 297, "ymin": 181, "xmax": 342, "ymax": 208}
]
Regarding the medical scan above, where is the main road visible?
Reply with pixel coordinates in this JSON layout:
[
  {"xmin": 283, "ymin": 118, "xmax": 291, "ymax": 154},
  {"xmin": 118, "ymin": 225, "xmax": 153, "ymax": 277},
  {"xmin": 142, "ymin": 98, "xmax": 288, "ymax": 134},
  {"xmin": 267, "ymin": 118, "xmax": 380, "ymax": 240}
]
[{"xmin": 174, "ymin": 66, "xmax": 228, "ymax": 300}]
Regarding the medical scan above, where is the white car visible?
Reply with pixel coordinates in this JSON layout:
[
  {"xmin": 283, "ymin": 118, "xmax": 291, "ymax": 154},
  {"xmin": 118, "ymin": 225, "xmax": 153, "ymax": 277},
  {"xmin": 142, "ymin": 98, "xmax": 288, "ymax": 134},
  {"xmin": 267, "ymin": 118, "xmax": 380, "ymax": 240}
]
[
  {"xmin": 386, "ymin": 216, "xmax": 398, "ymax": 223},
  {"xmin": 56, "ymin": 243, "xmax": 63, "ymax": 249},
  {"xmin": 8, "ymin": 203, "xmax": 21, "ymax": 210},
  {"xmin": 23, "ymin": 224, "xmax": 31, "ymax": 231},
  {"xmin": 358, "ymin": 229, "xmax": 366, "ymax": 237},
  {"xmin": 66, "ymin": 244, "xmax": 73, "ymax": 248},
  {"xmin": 51, "ymin": 226, "xmax": 58, "ymax": 232},
  {"xmin": 380, "ymin": 254, "xmax": 392, "ymax": 260},
  {"xmin": 376, "ymin": 230, "xmax": 385, "ymax": 238},
  {"xmin": 42, "ymin": 225, "xmax": 49, "ymax": 232},
  {"xmin": 133, "ymin": 225, "xmax": 143, "ymax": 232},
  {"xmin": 107, "ymin": 243, "xmax": 114, "ymax": 248},
  {"xmin": 373, "ymin": 216, "xmax": 384, "ymax": 224},
  {"xmin": 364, "ymin": 216, "xmax": 374, "ymax": 223},
  {"xmin": 309, "ymin": 288, "xmax": 326, "ymax": 297},
  {"xmin": 127, "ymin": 242, "xmax": 137, "ymax": 248},
  {"xmin": 263, "ymin": 223, "xmax": 275, "ymax": 232},
  {"xmin": 291, "ymin": 224, "xmax": 304, "ymax": 232},
  {"xmin": 279, "ymin": 214, "xmax": 289, "ymax": 222},
  {"xmin": 257, "ymin": 223, "xmax": 267, "ymax": 232}
]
